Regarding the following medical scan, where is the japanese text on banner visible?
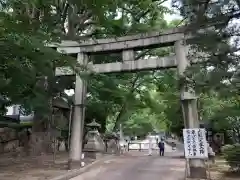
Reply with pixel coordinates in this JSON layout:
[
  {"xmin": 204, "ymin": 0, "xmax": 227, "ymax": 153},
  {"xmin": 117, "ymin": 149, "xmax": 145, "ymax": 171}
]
[{"xmin": 183, "ymin": 128, "xmax": 208, "ymax": 159}]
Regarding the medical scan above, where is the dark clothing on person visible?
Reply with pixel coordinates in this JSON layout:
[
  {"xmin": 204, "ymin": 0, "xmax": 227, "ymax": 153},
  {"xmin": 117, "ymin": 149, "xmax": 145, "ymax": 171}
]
[
  {"xmin": 160, "ymin": 149, "xmax": 164, "ymax": 156},
  {"xmin": 158, "ymin": 141, "xmax": 165, "ymax": 149},
  {"xmin": 158, "ymin": 141, "xmax": 165, "ymax": 156}
]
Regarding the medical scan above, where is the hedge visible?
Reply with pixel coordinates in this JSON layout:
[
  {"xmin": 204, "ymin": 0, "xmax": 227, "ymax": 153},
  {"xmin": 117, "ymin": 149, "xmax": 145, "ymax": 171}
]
[{"xmin": 222, "ymin": 144, "xmax": 240, "ymax": 172}]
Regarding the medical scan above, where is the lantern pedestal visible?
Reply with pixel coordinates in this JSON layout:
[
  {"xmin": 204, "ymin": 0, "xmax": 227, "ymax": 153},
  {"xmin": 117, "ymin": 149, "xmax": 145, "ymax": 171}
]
[
  {"xmin": 83, "ymin": 119, "xmax": 105, "ymax": 159},
  {"xmin": 84, "ymin": 130, "xmax": 105, "ymax": 159}
]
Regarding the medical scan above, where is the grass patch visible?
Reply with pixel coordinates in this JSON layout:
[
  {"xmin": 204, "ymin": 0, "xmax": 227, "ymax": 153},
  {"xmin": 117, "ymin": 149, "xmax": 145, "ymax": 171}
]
[{"xmin": 208, "ymin": 156, "xmax": 240, "ymax": 180}]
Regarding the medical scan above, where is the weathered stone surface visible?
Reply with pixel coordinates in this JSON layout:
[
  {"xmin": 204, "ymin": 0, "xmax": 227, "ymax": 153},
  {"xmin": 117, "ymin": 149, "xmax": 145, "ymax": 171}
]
[
  {"xmin": 0, "ymin": 127, "xmax": 19, "ymax": 153},
  {"xmin": 3, "ymin": 140, "xmax": 19, "ymax": 152},
  {"xmin": 48, "ymin": 27, "xmax": 185, "ymax": 53},
  {"xmin": 30, "ymin": 132, "xmax": 53, "ymax": 155},
  {"xmin": 84, "ymin": 130, "xmax": 105, "ymax": 159},
  {"xmin": 0, "ymin": 128, "xmax": 16, "ymax": 142},
  {"xmin": 91, "ymin": 55, "xmax": 177, "ymax": 73},
  {"xmin": 55, "ymin": 55, "xmax": 177, "ymax": 76},
  {"xmin": 122, "ymin": 50, "xmax": 134, "ymax": 61},
  {"xmin": 106, "ymin": 139, "xmax": 119, "ymax": 154}
]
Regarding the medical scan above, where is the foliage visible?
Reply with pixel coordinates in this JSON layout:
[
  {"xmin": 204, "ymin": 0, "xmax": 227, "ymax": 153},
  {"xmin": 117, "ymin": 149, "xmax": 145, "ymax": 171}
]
[
  {"xmin": 0, "ymin": 0, "xmax": 178, "ymax": 139},
  {"xmin": 164, "ymin": 0, "xmax": 240, "ymax": 140},
  {"xmin": 0, "ymin": 1, "xmax": 76, "ymax": 117},
  {"xmin": 0, "ymin": 0, "xmax": 164, "ymax": 113},
  {"xmin": 222, "ymin": 144, "xmax": 240, "ymax": 172},
  {"xmin": 122, "ymin": 109, "xmax": 156, "ymax": 137},
  {"xmin": 2, "ymin": 0, "xmax": 240, "ymax": 144},
  {"xmin": 173, "ymin": 0, "xmax": 240, "ymax": 96}
]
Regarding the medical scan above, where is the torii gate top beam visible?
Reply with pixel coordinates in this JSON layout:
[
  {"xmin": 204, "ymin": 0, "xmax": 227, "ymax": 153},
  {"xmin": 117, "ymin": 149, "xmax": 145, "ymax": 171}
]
[{"xmin": 49, "ymin": 27, "xmax": 186, "ymax": 54}]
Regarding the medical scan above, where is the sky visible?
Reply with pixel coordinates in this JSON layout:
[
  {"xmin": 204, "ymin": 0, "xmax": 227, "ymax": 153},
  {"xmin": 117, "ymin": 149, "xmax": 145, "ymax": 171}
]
[{"xmin": 163, "ymin": 0, "xmax": 182, "ymax": 22}]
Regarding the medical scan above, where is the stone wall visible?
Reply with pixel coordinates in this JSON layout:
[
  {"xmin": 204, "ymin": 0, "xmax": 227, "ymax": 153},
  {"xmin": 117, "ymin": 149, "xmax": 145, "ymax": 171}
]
[
  {"xmin": 0, "ymin": 127, "xmax": 19, "ymax": 153},
  {"xmin": 105, "ymin": 139, "xmax": 120, "ymax": 154},
  {"xmin": 0, "ymin": 126, "xmax": 69, "ymax": 155}
]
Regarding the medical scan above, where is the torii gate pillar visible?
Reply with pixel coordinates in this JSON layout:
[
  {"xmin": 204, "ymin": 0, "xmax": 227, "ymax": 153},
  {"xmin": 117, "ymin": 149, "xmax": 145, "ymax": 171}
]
[
  {"xmin": 175, "ymin": 40, "xmax": 207, "ymax": 178},
  {"xmin": 69, "ymin": 53, "xmax": 88, "ymax": 166}
]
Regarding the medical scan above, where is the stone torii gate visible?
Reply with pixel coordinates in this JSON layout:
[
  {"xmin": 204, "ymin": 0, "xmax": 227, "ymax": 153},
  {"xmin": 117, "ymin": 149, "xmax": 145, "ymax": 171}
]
[{"xmin": 53, "ymin": 27, "xmax": 206, "ymax": 179}]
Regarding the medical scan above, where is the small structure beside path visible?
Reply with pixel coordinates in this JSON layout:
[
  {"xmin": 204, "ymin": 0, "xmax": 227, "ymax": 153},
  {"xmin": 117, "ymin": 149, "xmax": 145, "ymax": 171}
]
[{"xmin": 84, "ymin": 119, "xmax": 105, "ymax": 159}]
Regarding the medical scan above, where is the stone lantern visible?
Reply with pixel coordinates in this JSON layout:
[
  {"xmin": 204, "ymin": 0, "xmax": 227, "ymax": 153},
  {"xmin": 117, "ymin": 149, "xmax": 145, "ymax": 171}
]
[
  {"xmin": 83, "ymin": 119, "xmax": 105, "ymax": 159},
  {"xmin": 87, "ymin": 119, "xmax": 101, "ymax": 131}
]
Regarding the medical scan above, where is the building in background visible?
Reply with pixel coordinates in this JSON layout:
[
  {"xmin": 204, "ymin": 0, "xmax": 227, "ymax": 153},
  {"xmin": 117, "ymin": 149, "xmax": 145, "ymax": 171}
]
[{"xmin": 6, "ymin": 105, "xmax": 33, "ymax": 124}]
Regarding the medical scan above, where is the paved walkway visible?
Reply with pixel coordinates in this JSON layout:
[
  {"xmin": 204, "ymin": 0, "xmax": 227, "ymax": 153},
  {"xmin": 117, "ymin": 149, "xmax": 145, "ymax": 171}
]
[
  {"xmin": 70, "ymin": 150, "xmax": 186, "ymax": 180},
  {"xmin": 128, "ymin": 138, "xmax": 179, "ymax": 151},
  {"xmin": 165, "ymin": 138, "xmax": 184, "ymax": 150}
]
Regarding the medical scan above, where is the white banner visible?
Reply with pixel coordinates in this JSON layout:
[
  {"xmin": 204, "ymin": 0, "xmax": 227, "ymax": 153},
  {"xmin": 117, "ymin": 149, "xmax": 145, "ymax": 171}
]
[{"xmin": 183, "ymin": 128, "xmax": 208, "ymax": 159}]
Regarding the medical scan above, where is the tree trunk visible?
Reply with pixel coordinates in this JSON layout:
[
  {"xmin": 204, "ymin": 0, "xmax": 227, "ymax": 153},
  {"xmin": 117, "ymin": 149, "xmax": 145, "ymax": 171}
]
[
  {"xmin": 29, "ymin": 75, "xmax": 54, "ymax": 156},
  {"xmin": 29, "ymin": 114, "xmax": 53, "ymax": 156}
]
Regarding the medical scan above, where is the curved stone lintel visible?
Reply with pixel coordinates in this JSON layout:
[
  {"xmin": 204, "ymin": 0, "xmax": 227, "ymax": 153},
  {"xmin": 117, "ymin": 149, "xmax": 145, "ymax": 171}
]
[{"xmin": 49, "ymin": 27, "xmax": 186, "ymax": 53}]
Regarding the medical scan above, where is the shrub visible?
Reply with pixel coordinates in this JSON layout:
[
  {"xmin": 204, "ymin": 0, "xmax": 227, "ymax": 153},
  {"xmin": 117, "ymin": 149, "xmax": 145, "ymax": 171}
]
[{"xmin": 222, "ymin": 144, "xmax": 240, "ymax": 172}]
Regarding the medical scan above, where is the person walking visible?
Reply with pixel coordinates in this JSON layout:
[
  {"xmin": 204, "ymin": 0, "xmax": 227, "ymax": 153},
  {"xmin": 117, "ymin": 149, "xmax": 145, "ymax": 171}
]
[
  {"xmin": 158, "ymin": 139, "xmax": 165, "ymax": 156},
  {"xmin": 171, "ymin": 141, "xmax": 176, "ymax": 150},
  {"xmin": 148, "ymin": 137, "xmax": 153, "ymax": 156}
]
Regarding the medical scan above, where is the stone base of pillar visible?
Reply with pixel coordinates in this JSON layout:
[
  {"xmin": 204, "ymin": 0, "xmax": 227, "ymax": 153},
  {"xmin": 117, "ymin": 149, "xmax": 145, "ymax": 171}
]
[
  {"xmin": 67, "ymin": 159, "xmax": 82, "ymax": 170},
  {"xmin": 189, "ymin": 166, "xmax": 207, "ymax": 179},
  {"xmin": 84, "ymin": 150, "xmax": 103, "ymax": 159}
]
